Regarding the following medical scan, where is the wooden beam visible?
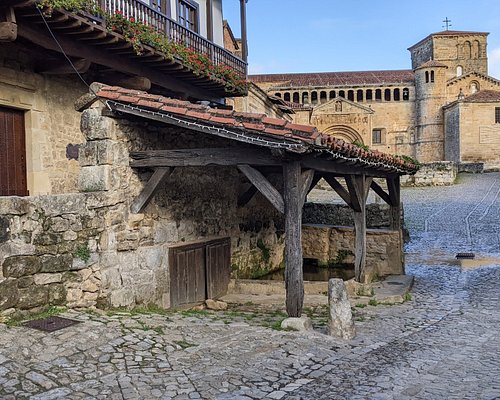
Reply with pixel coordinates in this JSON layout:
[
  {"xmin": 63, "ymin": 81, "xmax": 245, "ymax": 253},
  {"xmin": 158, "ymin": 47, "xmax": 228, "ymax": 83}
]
[
  {"xmin": 349, "ymin": 175, "xmax": 372, "ymax": 283},
  {"xmin": 130, "ymin": 148, "xmax": 282, "ymax": 168},
  {"xmin": 238, "ymin": 165, "xmax": 284, "ymax": 214},
  {"xmin": 237, "ymin": 184, "xmax": 258, "ymax": 207},
  {"xmin": 301, "ymin": 155, "xmax": 386, "ymax": 177},
  {"xmin": 370, "ymin": 180, "xmax": 392, "ymax": 205},
  {"xmin": 0, "ymin": 22, "xmax": 17, "ymax": 42},
  {"xmin": 299, "ymin": 169, "xmax": 315, "ymax": 207},
  {"xmin": 16, "ymin": 23, "xmax": 220, "ymax": 101},
  {"xmin": 323, "ymin": 174, "xmax": 353, "ymax": 208},
  {"xmin": 387, "ymin": 175, "xmax": 401, "ymax": 230},
  {"xmin": 283, "ymin": 161, "xmax": 304, "ymax": 317},
  {"xmin": 130, "ymin": 167, "xmax": 172, "ymax": 214},
  {"xmin": 38, "ymin": 58, "xmax": 91, "ymax": 74},
  {"xmin": 305, "ymin": 173, "xmax": 322, "ymax": 197},
  {"xmin": 105, "ymin": 76, "xmax": 151, "ymax": 91}
]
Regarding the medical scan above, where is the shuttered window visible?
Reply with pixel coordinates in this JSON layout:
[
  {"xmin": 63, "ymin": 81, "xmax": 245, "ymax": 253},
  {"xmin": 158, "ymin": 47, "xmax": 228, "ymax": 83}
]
[{"xmin": 0, "ymin": 106, "xmax": 28, "ymax": 196}]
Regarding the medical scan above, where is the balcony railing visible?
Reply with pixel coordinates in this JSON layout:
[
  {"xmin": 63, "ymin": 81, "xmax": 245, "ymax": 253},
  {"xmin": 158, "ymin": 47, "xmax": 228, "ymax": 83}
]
[{"xmin": 91, "ymin": 0, "xmax": 247, "ymax": 81}]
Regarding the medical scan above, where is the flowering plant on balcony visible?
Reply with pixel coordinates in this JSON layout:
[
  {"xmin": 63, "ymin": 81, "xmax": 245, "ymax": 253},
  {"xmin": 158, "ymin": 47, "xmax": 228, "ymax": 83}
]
[{"xmin": 37, "ymin": 0, "xmax": 248, "ymax": 95}]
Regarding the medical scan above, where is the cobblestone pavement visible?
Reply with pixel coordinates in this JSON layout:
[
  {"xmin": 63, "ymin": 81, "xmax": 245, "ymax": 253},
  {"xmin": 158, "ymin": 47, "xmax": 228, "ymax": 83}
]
[{"xmin": 1, "ymin": 173, "xmax": 499, "ymax": 400}]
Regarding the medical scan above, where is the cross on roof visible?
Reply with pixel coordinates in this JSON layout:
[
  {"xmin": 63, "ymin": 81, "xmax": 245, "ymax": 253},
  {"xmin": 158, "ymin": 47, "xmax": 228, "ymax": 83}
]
[{"xmin": 442, "ymin": 17, "xmax": 452, "ymax": 31}]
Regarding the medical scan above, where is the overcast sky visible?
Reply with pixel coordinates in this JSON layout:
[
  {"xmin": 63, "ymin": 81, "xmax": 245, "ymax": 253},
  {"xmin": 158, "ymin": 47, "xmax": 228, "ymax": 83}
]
[{"xmin": 222, "ymin": 0, "xmax": 500, "ymax": 78}]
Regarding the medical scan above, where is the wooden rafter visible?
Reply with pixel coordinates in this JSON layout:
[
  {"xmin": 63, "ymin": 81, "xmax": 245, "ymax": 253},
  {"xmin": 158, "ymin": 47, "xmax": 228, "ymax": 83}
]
[
  {"xmin": 323, "ymin": 174, "xmax": 353, "ymax": 208},
  {"xmin": 237, "ymin": 165, "xmax": 284, "ymax": 214},
  {"xmin": 299, "ymin": 169, "xmax": 315, "ymax": 207},
  {"xmin": 130, "ymin": 167, "xmax": 173, "ymax": 214},
  {"xmin": 370, "ymin": 180, "xmax": 392, "ymax": 205}
]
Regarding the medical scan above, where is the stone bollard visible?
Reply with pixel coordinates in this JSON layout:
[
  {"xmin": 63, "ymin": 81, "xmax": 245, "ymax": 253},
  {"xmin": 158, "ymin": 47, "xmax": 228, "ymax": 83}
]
[{"xmin": 328, "ymin": 278, "xmax": 355, "ymax": 339}]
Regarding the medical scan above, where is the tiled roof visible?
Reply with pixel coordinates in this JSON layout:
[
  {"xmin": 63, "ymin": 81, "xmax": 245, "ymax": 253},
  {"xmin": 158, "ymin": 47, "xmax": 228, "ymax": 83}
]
[
  {"xmin": 249, "ymin": 70, "xmax": 415, "ymax": 88},
  {"xmin": 95, "ymin": 86, "xmax": 418, "ymax": 174},
  {"xmin": 462, "ymin": 90, "xmax": 500, "ymax": 103},
  {"xmin": 415, "ymin": 60, "xmax": 448, "ymax": 70}
]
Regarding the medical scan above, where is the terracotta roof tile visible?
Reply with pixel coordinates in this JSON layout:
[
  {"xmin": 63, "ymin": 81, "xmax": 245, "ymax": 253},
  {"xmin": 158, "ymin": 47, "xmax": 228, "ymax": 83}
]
[
  {"xmin": 95, "ymin": 85, "xmax": 419, "ymax": 174},
  {"xmin": 249, "ymin": 70, "xmax": 415, "ymax": 87},
  {"xmin": 262, "ymin": 117, "xmax": 288, "ymax": 127},
  {"xmin": 160, "ymin": 105, "xmax": 188, "ymax": 115},
  {"xmin": 137, "ymin": 99, "xmax": 163, "ymax": 109},
  {"xmin": 210, "ymin": 116, "xmax": 237, "ymax": 125},
  {"xmin": 462, "ymin": 90, "xmax": 500, "ymax": 103}
]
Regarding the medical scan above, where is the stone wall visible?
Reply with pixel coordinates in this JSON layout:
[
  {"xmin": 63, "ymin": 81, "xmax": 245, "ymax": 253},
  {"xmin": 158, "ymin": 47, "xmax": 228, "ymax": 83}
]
[
  {"xmin": 0, "ymin": 43, "xmax": 87, "ymax": 195},
  {"xmin": 400, "ymin": 161, "xmax": 457, "ymax": 186},
  {"xmin": 302, "ymin": 225, "xmax": 404, "ymax": 283},
  {"xmin": 0, "ymin": 105, "xmax": 285, "ymax": 315}
]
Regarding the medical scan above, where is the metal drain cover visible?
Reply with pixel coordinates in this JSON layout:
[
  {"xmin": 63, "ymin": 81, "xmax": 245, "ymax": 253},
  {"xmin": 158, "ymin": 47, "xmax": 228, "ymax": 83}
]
[
  {"xmin": 456, "ymin": 253, "xmax": 475, "ymax": 259},
  {"xmin": 24, "ymin": 316, "xmax": 81, "ymax": 332}
]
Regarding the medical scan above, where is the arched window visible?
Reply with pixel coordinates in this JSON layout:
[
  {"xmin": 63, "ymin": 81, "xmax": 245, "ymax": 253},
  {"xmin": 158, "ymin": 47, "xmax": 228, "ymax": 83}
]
[
  {"xmin": 283, "ymin": 92, "xmax": 290, "ymax": 102},
  {"xmin": 302, "ymin": 92, "xmax": 309, "ymax": 104},
  {"xmin": 339, "ymin": 90, "xmax": 345, "ymax": 98},
  {"xmin": 430, "ymin": 70, "xmax": 435, "ymax": 83},
  {"xmin": 473, "ymin": 40, "xmax": 480, "ymax": 59},
  {"xmin": 375, "ymin": 89, "xmax": 382, "ymax": 101},
  {"xmin": 366, "ymin": 89, "xmax": 373, "ymax": 101},
  {"xmin": 329, "ymin": 90, "xmax": 336, "ymax": 99},
  {"xmin": 425, "ymin": 71, "xmax": 429, "ymax": 83},
  {"xmin": 402, "ymin": 88, "xmax": 409, "ymax": 101},
  {"xmin": 347, "ymin": 90, "xmax": 354, "ymax": 101},
  {"xmin": 293, "ymin": 92, "xmax": 299, "ymax": 103},
  {"xmin": 357, "ymin": 89, "xmax": 364, "ymax": 102},
  {"xmin": 464, "ymin": 41, "xmax": 472, "ymax": 58},
  {"xmin": 384, "ymin": 88, "xmax": 391, "ymax": 101},
  {"xmin": 470, "ymin": 81, "xmax": 479, "ymax": 94},
  {"xmin": 320, "ymin": 91, "xmax": 327, "ymax": 104},
  {"xmin": 275, "ymin": 92, "xmax": 281, "ymax": 97},
  {"xmin": 456, "ymin": 65, "xmax": 463, "ymax": 77},
  {"xmin": 311, "ymin": 91, "xmax": 318, "ymax": 105},
  {"xmin": 393, "ymin": 88, "xmax": 400, "ymax": 101}
]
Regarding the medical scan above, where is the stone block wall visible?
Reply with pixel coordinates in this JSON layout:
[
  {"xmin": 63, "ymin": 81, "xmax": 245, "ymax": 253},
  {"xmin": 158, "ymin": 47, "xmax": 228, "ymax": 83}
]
[
  {"xmin": 302, "ymin": 225, "xmax": 404, "ymax": 283},
  {"xmin": 0, "ymin": 105, "xmax": 285, "ymax": 314},
  {"xmin": 400, "ymin": 161, "xmax": 457, "ymax": 186}
]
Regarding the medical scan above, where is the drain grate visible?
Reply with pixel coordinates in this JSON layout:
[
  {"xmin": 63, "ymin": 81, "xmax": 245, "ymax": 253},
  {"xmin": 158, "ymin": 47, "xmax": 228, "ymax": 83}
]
[
  {"xmin": 456, "ymin": 252, "xmax": 475, "ymax": 259},
  {"xmin": 24, "ymin": 316, "xmax": 81, "ymax": 332},
  {"xmin": 386, "ymin": 281, "xmax": 404, "ymax": 285}
]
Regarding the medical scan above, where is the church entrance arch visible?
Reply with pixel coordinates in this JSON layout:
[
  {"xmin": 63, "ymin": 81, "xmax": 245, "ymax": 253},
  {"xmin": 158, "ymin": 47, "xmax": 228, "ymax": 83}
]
[{"xmin": 323, "ymin": 125, "xmax": 364, "ymax": 144}]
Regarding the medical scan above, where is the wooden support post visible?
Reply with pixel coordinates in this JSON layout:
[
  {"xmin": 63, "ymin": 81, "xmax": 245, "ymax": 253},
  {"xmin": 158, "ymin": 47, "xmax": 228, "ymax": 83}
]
[
  {"xmin": 238, "ymin": 165, "xmax": 284, "ymax": 213},
  {"xmin": 387, "ymin": 175, "xmax": 401, "ymax": 230},
  {"xmin": 347, "ymin": 175, "xmax": 372, "ymax": 283},
  {"xmin": 283, "ymin": 161, "xmax": 304, "ymax": 317},
  {"xmin": 130, "ymin": 167, "xmax": 172, "ymax": 214},
  {"xmin": 299, "ymin": 169, "xmax": 315, "ymax": 206}
]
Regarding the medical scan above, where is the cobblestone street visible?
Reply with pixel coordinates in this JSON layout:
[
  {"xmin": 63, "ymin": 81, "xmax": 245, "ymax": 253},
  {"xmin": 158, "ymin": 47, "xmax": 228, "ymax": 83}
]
[{"xmin": 1, "ymin": 173, "xmax": 499, "ymax": 400}]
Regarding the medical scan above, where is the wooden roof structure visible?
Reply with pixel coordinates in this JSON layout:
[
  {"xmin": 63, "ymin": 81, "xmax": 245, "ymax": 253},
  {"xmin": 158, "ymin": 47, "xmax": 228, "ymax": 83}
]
[{"xmin": 92, "ymin": 85, "xmax": 418, "ymax": 317}]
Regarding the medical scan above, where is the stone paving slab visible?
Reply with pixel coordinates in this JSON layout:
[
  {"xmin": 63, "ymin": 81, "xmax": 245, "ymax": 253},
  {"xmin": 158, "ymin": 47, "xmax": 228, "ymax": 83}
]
[{"xmin": 0, "ymin": 172, "xmax": 499, "ymax": 399}]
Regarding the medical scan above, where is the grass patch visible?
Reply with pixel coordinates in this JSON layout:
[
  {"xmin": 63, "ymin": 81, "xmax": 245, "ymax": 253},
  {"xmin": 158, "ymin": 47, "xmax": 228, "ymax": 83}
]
[
  {"xmin": 179, "ymin": 309, "xmax": 211, "ymax": 318},
  {"xmin": 74, "ymin": 244, "xmax": 91, "ymax": 262},
  {"xmin": 368, "ymin": 299, "xmax": 378, "ymax": 306},
  {"xmin": 5, "ymin": 306, "xmax": 66, "ymax": 328},
  {"xmin": 403, "ymin": 292, "xmax": 412, "ymax": 302},
  {"xmin": 106, "ymin": 304, "xmax": 172, "ymax": 318},
  {"xmin": 173, "ymin": 340, "xmax": 197, "ymax": 349},
  {"xmin": 355, "ymin": 303, "xmax": 367, "ymax": 308}
]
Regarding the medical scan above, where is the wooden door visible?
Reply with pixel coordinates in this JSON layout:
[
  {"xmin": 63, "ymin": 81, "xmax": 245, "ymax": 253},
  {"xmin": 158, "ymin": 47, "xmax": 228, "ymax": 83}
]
[
  {"xmin": 0, "ymin": 106, "xmax": 28, "ymax": 196},
  {"xmin": 169, "ymin": 237, "xmax": 231, "ymax": 307},
  {"xmin": 169, "ymin": 244, "xmax": 206, "ymax": 307},
  {"xmin": 206, "ymin": 238, "xmax": 231, "ymax": 299}
]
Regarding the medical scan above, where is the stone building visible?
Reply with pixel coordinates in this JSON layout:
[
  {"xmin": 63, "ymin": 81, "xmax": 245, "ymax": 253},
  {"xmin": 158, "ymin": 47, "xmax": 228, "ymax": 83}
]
[{"xmin": 250, "ymin": 30, "xmax": 500, "ymax": 170}]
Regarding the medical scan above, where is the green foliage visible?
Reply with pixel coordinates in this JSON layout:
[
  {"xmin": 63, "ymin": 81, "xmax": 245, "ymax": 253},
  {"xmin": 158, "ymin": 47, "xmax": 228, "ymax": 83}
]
[
  {"xmin": 355, "ymin": 303, "xmax": 367, "ymax": 308},
  {"xmin": 256, "ymin": 239, "xmax": 271, "ymax": 263},
  {"xmin": 173, "ymin": 340, "xmax": 197, "ymax": 349},
  {"xmin": 403, "ymin": 292, "xmax": 412, "ymax": 302},
  {"xmin": 74, "ymin": 244, "xmax": 90, "ymax": 262},
  {"xmin": 352, "ymin": 140, "xmax": 370, "ymax": 151},
  {"xmin": 396, "ymin": 154, "xmax": 421, "ymax": 166},
  {"xmin": 330, "ymin": 249, "xmax": 353, "ymax": 266},
  {"xmin": 5, "ymin": 306, "xmax": 66, "ymax": 327},
  {"xmin": 368, "ymin": 299, "xmax": 378, "ymax": 306}
]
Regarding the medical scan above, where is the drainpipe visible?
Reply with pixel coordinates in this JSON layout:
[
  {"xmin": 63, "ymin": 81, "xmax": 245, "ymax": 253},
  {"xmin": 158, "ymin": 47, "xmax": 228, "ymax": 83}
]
[{"xmin": 240, "ymin": 0, "xmax": 248, "ymax": 62}]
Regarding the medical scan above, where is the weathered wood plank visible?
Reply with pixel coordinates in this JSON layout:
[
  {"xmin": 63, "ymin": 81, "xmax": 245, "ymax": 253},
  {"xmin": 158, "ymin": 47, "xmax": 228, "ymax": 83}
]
[
  {"xmin": 237, "ymin": 184, "xmax": 258, "ymax": 207},
  {"xmin": 370, "ymin": 180, "xmax": 392, "ymax": 205},
  {"xmin": 283, "ymin": 161, "xmax": 304, "ymax": 317},
  {"xmin": 350, "ymin": 175, "xmax": 372, "ymax": 283},
  {"xmin": 130, "ymin": 167, "xmax": 172, "ymax": 214},
  {"xmin": 299, "ymin": 169, "xmax": 315, "ymax": 206},
  {"xmin": 305, "ymin": 173, "xmax": 322, "ymax": 197},
  {"xmin": 323, "ymin": 174, "xmax": 353, "ymax": 207},
  {"xmin": 238, "ymin": 165, "xmax": 284, "ymax": 214},
  {"xmin": 301, "ymin": 155, "xmax": 387, "ymax": 177},
  {"xmin": 130, "ymin": 148, "xmax": 282, "ymax": 168},
  {"xmin": 387, "ymin": 175, "xmax": 401, "ymax": 230}
]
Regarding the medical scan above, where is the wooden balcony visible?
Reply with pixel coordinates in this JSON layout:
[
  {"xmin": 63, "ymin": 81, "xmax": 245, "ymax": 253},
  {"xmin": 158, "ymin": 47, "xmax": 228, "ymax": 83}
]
[{"xmin": 6, "ymin": 0, "xmax": 248, "ymax": 100}]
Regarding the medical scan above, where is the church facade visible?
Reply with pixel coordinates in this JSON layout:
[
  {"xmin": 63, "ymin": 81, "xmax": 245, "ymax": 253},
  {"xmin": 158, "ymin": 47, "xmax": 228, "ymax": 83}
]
[{"xmin": 249, "ymin": 30, "xmax": 500, "ymax": 170}]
